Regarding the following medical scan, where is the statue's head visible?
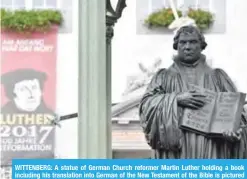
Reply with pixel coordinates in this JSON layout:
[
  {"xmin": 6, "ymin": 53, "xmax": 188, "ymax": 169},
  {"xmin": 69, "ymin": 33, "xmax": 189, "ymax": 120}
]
[{"xmin": 173, "ymin": 25, "xmax": 207, "ymax": 63}]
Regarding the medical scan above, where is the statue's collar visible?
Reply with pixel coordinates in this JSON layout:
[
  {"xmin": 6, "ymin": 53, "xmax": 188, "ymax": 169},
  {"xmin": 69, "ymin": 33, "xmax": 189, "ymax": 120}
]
[{"xmin": 173, "ymin": 54, "xmax": 206, "ymax": 67}]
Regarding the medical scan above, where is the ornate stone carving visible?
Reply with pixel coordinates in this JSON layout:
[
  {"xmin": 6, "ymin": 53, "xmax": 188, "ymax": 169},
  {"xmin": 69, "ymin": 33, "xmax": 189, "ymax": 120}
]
[{"xmin": 123, "ymin": 58, "xmax": 162, "ymax": 95}]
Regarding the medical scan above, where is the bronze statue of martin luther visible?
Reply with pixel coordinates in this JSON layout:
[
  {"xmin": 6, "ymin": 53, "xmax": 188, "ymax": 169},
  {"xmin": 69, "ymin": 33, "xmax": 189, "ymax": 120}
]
[{"xmin": 139, "ymin": 25, "xmax": 247, "ymax": 159}]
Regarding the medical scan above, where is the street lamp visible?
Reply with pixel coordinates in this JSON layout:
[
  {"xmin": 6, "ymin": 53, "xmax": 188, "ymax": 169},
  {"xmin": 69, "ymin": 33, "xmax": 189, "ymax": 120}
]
[
  {"xmin": 105, "ymin": 1, "xmax": 126, "ymax": 158},
  {"xmin": 106, "ymin": 0, "xmax": 126, "ymax": 44}
]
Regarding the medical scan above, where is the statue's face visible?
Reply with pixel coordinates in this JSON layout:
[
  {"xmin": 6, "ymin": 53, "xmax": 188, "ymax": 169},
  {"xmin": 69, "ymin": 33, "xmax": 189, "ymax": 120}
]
[{"xmin": 177, "ymin": 32, "xmax": 202, "ymax": 63}]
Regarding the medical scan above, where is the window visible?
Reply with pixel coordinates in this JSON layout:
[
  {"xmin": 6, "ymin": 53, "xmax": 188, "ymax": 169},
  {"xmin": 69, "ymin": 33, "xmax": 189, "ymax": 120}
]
[
  {"xmin": 149, "ymin": 0, "xmax": 214, "ymax": 14},
  {"xmin": 1, "ymin": 0, "xmax": 26, "ymax": 10},
  {"xmin": 0, "ymin": 0, "xmax": 73, "ymax": 33},
  {"xmin": 33, "ymin": 0, "xmax": 57, "ymax": 8},
  {"xmin": 182, "ymin": 0, "xmax": 214, "ymax": 12},
  {"xmin": 145, "ymin": 0, "xmax": 226, "ymax": 33}
]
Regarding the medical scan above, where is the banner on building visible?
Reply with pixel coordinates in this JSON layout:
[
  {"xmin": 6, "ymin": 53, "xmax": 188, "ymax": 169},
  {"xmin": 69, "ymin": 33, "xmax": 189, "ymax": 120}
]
[{"xmin": 1, "ymin": 29, "xmax": 58, "ymax": 166}]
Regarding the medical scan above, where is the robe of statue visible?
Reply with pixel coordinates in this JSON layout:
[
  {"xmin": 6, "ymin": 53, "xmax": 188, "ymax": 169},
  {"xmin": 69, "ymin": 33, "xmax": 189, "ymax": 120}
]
[{"xmin": 139, "ymin": 55, "xmax": 247, "ymax": 158}]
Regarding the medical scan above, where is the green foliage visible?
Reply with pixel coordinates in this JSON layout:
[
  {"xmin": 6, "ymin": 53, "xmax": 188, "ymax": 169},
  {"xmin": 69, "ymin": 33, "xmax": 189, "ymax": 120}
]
[
  {"xmin": 187, "ymin": 9, "xmax": 214, "ymax": 30},
  {"xmin": 145, "ymin": 8, "xmax": 182, "ymax": 28},
  {"xmin": 0, "ymin": 8, "xmax": 63, "ymax": 33},
  {"xmin": 145, "ymin": 8, "xmax": 214, "ymax": 31}
]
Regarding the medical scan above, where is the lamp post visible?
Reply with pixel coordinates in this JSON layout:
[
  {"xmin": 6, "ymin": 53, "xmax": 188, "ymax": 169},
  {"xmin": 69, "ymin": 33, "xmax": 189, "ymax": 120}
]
[
  {"xmin": 105, "ymin": 0, "xmax": 127, "ymax": 116},
  {"xmin": 105, "ymin": 0, "xmax": 126, "ymax": 158},
  {"xmin": 106, "ymin": 0, "xmax": 126, "ymax": 44}
]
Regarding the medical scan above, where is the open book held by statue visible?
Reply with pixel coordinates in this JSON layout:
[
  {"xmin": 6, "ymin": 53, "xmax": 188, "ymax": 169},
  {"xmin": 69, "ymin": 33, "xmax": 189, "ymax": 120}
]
[{"xmin": 180, "ymin": 84, "xmax": 246, "ymax": 137}]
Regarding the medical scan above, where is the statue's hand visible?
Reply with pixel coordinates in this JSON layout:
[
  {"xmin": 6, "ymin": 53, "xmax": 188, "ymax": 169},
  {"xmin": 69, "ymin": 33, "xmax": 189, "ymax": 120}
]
[
  {"xmin": 223, "ymin": 128, "xmax": 242, "ymax": 142},
  {"xmin": 177, "ymin": 91, "xmax": 206, "ymax": 110}
]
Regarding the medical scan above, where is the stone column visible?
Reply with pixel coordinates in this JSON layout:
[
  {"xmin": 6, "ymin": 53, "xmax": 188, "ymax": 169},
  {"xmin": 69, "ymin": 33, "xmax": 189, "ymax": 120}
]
[
  {"xmin": 78, "ymin": 0, "xmax": 126, "ymax": 158},
  {"xmin": 78, "ymin": 0, "xmax": 110, "ymax": 158}
]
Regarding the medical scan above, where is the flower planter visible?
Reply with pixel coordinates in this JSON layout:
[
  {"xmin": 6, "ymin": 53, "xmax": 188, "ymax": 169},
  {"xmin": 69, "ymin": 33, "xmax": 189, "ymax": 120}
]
[{"xmin": 144, "ymin": 8, "xmax": 214, "ymax": 32}]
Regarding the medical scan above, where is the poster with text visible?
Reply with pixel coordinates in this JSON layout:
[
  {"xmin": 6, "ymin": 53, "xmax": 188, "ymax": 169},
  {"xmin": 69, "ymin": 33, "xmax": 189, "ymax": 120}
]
[{"xmin": 1, "ymin": 29, "xmax": 57, "ymax": 166}]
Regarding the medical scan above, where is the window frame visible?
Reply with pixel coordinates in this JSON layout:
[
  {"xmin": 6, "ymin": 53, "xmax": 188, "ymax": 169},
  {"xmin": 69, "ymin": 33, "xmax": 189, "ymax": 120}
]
[
  {"xmin": 148, "ymin": 0, "xmax": 215, "ymax": 14},
  {"xmin": 1, "ymin": 0, "xmax": 26, "ymax": 10}
]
